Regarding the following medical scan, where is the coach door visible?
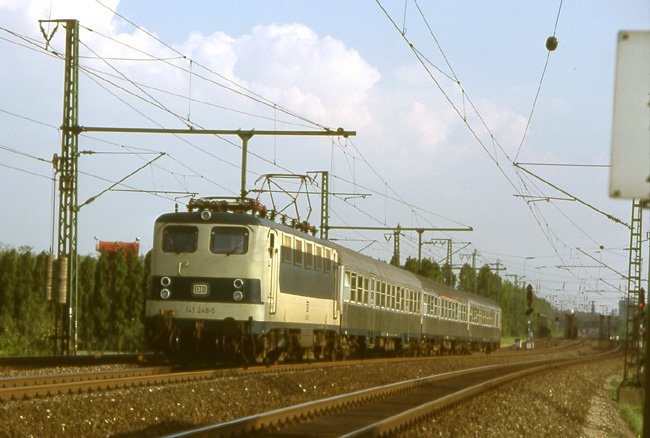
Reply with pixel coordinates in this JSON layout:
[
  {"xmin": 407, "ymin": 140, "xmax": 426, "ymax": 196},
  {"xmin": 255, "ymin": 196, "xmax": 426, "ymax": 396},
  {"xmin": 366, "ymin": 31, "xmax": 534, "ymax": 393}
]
[{"xmin": 267, "ymin": 231, "xmax": 279, "ymax": 314}]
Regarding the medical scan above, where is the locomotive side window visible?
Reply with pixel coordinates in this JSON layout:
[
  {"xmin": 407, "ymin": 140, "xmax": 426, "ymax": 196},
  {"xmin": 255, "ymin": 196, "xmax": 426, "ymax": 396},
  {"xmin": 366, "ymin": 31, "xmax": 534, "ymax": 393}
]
[
  {"xmin": 315, "ymin": 246, "xmax": 323, "ymax": 270},
  {"xmin": 210, "ymin": 227, "xmax": 249, "ymax": 254},
  {"xmin": 162, "ymin": 226, "xmax": 198, "ymax": 253},
  {"xmin": 294, "ymin": 239, "xmax": 303, "ymax": 266},
  {"xmin": 282, "ymin": 235, "xmax": 292, "ymax": 263},
  {"xmin": 305, "ymin": 242, "xmax": 314, "ymax": 269},
  {"xmin": 324, "ymin": 248, "xmax": 332, "ymax": 272}
]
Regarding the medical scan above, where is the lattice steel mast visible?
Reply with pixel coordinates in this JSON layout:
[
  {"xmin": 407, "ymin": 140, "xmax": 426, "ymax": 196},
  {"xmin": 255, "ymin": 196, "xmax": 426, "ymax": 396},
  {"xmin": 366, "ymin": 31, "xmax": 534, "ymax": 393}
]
[
  {"xmin": 622, "ymin": 199, "xmax": 643, "ymax": 386},
  {"xmin": 41, "ymin": 19, "xmax": 80, "ymax": 355}
]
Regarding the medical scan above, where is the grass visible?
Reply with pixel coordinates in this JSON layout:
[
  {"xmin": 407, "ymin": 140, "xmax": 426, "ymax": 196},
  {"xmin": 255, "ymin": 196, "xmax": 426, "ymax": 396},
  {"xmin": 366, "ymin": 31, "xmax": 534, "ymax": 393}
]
[
  {"xmin": 610, "ymin": 378, "xmax": 644, "ymax": 435},
  {"xmin": 619, "ymin": 404, "xmax": 643, "ymax": 435},
  {"xmin": 500, "ymin": 336, "xmax": 522, "ymax": 347}
]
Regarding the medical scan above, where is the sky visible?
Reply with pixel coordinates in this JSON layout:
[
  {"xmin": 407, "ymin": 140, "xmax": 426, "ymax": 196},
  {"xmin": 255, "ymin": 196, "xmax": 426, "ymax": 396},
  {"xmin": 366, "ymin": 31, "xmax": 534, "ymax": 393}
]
[{"xmin": 0, "ymin": 0, "xmax": 648, "ymax": 314}]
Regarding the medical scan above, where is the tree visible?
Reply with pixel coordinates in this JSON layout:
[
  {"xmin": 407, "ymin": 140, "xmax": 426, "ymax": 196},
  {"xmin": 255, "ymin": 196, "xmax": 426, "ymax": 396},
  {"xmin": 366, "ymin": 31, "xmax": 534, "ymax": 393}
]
[
  {"xmin": 77, "ymin": 255, "xmax": 97, "ymax": 351},
  {"xmin": 0, "ymin": 250, "xmax": 19, "ymax": 353},
  {"xmin": 441, "ymin": 262, "xmax": 456, "ymax": 287},
  {"xmin": 457, "ymin": 263, "xmax": 475, "ymax": 293},
  {"xmin": 93, "ymin": 253, "xmax": 113, "ymax": 350}
]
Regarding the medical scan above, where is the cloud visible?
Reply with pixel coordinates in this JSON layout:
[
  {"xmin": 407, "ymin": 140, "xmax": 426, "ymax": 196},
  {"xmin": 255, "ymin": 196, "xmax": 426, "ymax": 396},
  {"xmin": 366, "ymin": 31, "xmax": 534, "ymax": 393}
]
[
  {"xmin": 0, "ymin": 0, "xmax": 120, "ymax": 33},
  {"xmin": 227, "ymin": 23, "xmax": 381, "ymax": 128}
]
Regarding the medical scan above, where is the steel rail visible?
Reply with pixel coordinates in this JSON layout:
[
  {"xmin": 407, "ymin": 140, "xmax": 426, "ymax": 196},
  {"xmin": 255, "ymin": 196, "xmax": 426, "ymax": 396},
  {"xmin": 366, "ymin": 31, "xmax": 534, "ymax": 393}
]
[
  {"xmin": 165, "ymin": 347, "xmax": 619, "ymax": 437},
  {"xmin": 343, "ymin": 348, "xmax": 619, "ymax": 437},
  {"xmin": 0, "ymin": 339, "xmax": 591, "ymax": 403}
]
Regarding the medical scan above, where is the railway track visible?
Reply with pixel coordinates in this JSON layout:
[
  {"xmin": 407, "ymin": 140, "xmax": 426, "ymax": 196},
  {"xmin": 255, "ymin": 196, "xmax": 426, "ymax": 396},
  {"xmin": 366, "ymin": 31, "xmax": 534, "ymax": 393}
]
[
  {"xmin": 165, "ymin": 346, "xmax": 619, "ymax": 438},
  {"xmin": 0, "ymin": 339, "xmax": 596, "ymax": 403},
  {"xmin": 0, "ymin": 352, "xmax": 152, "ymax": 369}
]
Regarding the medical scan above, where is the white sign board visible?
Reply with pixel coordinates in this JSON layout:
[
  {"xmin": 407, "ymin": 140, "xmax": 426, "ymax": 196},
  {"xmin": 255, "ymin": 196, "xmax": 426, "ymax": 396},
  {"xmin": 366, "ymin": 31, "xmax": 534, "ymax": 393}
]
[{"xmin": 609, "ymin": 31, "xmax": 650, "ymax": 199}]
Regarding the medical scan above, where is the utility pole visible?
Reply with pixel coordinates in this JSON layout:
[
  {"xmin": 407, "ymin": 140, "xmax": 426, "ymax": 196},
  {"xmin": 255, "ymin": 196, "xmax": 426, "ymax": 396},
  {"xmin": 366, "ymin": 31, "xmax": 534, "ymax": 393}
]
[
  {"xmin": 79, "ymin": 127, "xmax": 356, "ymax": 203},
  {"xmin": 392, "ymin": 225, "xmax": 402, "ymax": 266},
  {"xmin": 41, "ymin": 19, "xmax": 80, "ymax": 355},
  {"xmin": 472, "ymin": 249, "xmax": 477, "ymax": 294},
  {"xmin": 319, "ymin": 171, "xmax": 329, "ymax": 240},
  {"xmin": 505, "ymin": 274, "xmax": 525, "ymax": 288},
  {"xmin": 422, "ymin": 238, "xmax": 453, "ymax": 285},
  {"xmin": 460, "ymin": 249, "xmax": 479, "ymax": 293},
  {"xmin": 326, "ymin": 225, "xmax": 472, "ymax": 269},
  {"xmin": 488, "ymin": 260, "xmax": 507, "ymax": 302},
  {"xmin": 621, "ymin": 199, "xmax": 642, "ymax": 388}
]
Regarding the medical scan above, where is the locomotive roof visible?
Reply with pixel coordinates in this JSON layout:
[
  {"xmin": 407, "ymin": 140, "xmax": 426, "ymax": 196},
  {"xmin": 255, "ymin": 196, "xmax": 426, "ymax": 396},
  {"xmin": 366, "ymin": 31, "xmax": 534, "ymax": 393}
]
[{"xmin": 156, "ymin": 211, "xmax": 499, "ymax": 309}]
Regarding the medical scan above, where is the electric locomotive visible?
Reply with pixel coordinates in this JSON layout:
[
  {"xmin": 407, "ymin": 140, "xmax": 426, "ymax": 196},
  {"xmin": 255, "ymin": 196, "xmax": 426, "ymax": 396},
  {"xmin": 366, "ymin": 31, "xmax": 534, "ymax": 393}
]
[{"xmin": 144, "ymin": 197, "xmax": 501, "ymax": 363}]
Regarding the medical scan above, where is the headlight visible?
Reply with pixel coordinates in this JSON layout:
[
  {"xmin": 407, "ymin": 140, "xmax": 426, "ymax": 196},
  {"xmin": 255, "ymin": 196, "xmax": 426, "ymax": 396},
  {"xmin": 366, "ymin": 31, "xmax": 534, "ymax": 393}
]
[
  {"xmin": 233, "ymin": 291, "xmax": 244, "ymax": 301},
  {"xmin": 160, "ymin": 289, "xmax": 171, "ymax": 300},
  {"xmin": 201, "ymin": 210, "xmax": 212, "ymax": 220},
  {"xmin": 233, "ymin": 278, "xmax": 244, "ymax": 289},
  {"xmin": 160, "ymin": 276, "xmax": 171, "ymax": 287}
]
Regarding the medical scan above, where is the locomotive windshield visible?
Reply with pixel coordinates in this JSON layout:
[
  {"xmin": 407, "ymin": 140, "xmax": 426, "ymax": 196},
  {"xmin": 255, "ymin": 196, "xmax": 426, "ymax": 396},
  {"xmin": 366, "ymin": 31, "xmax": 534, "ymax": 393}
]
[
  {"xmin": 210, "ymin": 227, "xmax": 249, "ymax": 255},
  {"xmin": 162, "ymin": 225, "xmax": 198, "ymax": 253}
]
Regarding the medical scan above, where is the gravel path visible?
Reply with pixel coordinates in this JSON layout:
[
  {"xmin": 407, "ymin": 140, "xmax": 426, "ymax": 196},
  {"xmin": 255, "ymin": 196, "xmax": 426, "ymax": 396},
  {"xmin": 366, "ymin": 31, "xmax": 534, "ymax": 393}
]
[{"xmin": 0, "ymin": 348, "xmax": 632, "ymax": 437}]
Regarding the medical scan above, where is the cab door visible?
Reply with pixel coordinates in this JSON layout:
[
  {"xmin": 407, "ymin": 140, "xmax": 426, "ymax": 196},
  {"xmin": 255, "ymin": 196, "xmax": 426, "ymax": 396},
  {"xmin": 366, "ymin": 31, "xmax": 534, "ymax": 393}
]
[{"xmin": 267, "ymin": 230, "xmax": 279, "ymax": 314}]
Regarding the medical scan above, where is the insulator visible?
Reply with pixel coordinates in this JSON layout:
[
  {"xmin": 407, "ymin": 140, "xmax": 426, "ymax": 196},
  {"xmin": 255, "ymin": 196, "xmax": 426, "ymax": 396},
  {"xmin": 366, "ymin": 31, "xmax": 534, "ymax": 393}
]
[
  {"xmin": 45, "ymin": 255, "xmax": 54, "ymax": 301},
  {"xmin": 546, "ymin": 36, "xmax": 558, "ymax": 51},
  {"xmin": 57, "ymin": 256, "xmax": 68, "ymax": 304}
]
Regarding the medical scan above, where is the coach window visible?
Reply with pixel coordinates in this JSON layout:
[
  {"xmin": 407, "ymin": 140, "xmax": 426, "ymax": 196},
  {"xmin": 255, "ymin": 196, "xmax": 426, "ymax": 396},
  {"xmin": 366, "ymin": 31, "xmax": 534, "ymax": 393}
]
[
  {"xmin": 350, "ymin": 273, "xmax": 357, "ymax": 302},
  {"xmin": 163, "ymin": 225, "xmax": 198, "ymax": 253},
  {"xmin": 282, "ymin": 235, "xmax": 292, "ymax": 263},
  {"xmin": 394, "ymin": 287, "xmax": 399, "ymax": 310},
  {"xmin": 210, "ymin": 227, "xmax": 249, "ymax": 255},
  {"xmin": 294, "ymin": 239, "xmax": 303, "ymax": 266},
  {"xmin": 363, "ymin": 277, "xmax": 369, "ymax": 304},
  {"xmin": 305, "ymin": 242, "xmax": 314, "ymax": 269}
]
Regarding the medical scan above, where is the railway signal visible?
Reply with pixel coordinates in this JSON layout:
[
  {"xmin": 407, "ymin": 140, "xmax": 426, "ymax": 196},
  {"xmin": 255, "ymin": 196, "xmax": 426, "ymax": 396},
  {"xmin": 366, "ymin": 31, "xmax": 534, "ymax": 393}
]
[
  {"xmin": 639, "ymin": 287, "xmax": 646, "ymax": 322},
  {"xmin": 525, "ymin": 284, "xmax": 534, "ymax": 316}
]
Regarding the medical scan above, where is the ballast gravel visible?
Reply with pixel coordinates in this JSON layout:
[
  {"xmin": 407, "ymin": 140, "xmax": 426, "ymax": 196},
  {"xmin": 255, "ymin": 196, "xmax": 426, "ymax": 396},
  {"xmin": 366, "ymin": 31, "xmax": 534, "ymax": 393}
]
[{"xmin": 0, "ymin": 346, "xmax": 634, "ymax": 437}]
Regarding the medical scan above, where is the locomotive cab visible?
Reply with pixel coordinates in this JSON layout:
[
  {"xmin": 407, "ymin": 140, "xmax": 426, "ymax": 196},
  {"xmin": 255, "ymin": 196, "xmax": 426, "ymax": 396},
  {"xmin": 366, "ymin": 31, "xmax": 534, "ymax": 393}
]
[{"xmin": 146, "ymin": 210, "xmax": 269, "ymax": 361}]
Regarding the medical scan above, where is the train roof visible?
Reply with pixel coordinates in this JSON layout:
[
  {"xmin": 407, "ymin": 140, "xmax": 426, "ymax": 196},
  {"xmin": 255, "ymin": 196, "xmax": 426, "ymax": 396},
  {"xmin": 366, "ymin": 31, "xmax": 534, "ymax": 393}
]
[
  {"xmin": 333, "ymin": 245, "xmax": 422, "ymax": 290},
  {"xmin": 419, "ymin": 277, "xmax": 500, "ymax": 310},
  {"xmin": 156, "ymin": 211, "xmax": 499, "ymax": 309}
]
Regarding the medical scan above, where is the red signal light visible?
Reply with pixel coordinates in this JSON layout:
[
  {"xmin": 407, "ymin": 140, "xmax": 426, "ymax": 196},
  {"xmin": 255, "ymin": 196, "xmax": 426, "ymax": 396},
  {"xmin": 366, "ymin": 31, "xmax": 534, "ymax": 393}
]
[{"xmin": 640, "ymin": 288, "xmax": 646, "ymax": 309}]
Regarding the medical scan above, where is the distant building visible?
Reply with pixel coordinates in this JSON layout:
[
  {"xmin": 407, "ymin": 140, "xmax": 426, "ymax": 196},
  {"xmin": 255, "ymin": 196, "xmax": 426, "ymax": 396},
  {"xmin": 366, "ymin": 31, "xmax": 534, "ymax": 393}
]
[
  {"xmin": 618, "ymin": 298, "xmax": 628, "ymax": 318},
  {"xmin": 96, "ymin": 240, "xmax": 140, "ymax": 256}
]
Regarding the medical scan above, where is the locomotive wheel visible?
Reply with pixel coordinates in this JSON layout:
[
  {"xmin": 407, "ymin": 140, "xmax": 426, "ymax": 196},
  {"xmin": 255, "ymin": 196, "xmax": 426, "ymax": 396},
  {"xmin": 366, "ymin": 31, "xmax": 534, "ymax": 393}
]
[{"xmin": 239, "ymin": 335, "xmax": 256, "ymax": 366}]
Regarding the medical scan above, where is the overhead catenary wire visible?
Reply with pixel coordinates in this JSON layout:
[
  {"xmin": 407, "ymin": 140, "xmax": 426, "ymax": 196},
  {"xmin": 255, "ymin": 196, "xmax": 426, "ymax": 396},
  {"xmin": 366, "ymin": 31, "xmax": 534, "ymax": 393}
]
[
  {"xmin": 375, "ymin": 0, "xmax": 620, "ymax": 298},
  {"xmin": 0, "ymin": 4, "xmax": 625, "ymax": 306}
]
